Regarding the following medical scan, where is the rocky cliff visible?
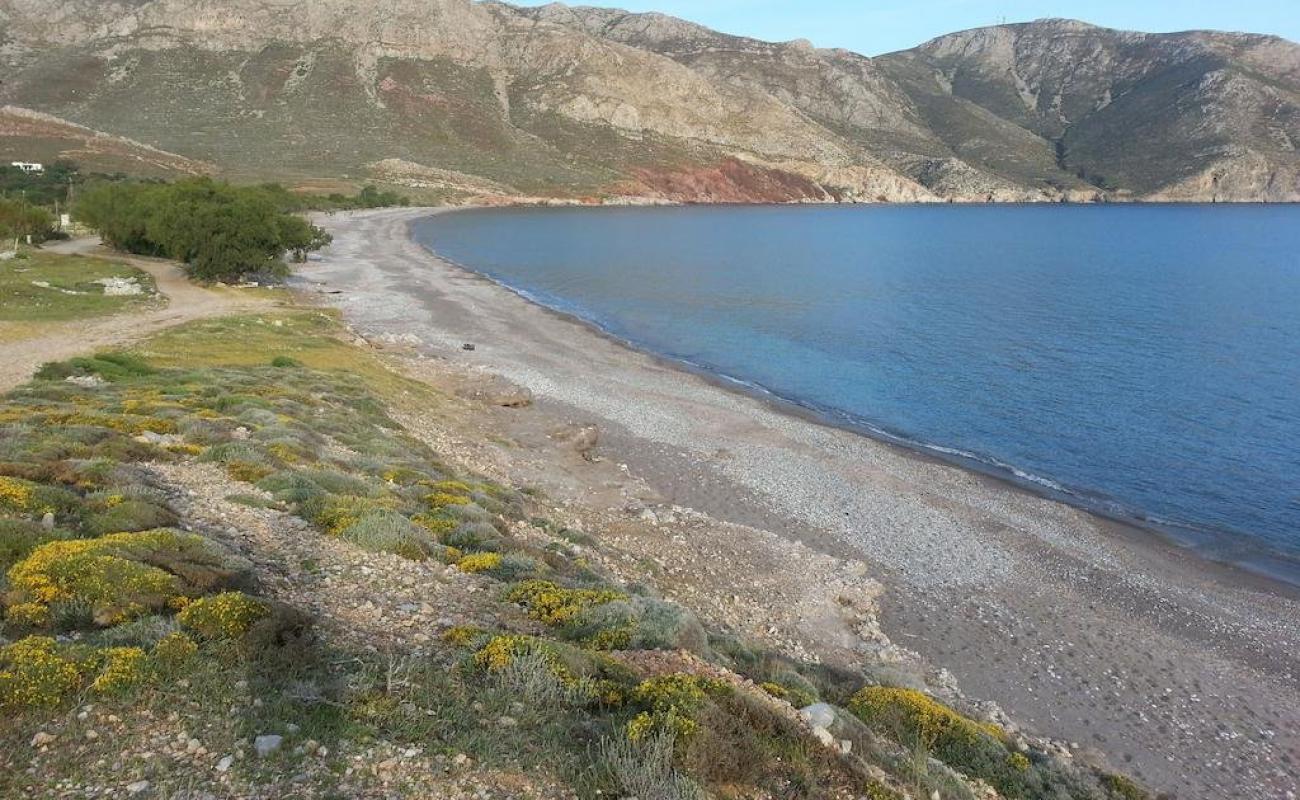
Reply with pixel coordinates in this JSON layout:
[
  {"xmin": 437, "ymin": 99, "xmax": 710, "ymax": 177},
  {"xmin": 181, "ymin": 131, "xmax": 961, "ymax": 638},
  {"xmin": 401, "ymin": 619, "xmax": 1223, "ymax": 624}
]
[{"xmin": 0, "ymin": 0, "xmax": 1295, "ymax": 202}]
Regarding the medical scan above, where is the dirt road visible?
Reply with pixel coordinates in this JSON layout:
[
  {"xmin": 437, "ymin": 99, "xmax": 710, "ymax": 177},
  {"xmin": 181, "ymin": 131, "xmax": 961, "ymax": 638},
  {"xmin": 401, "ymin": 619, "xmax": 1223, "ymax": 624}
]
[{"xmin": 0, "ymin": 239, "xmax": 278, "ymax": 392}]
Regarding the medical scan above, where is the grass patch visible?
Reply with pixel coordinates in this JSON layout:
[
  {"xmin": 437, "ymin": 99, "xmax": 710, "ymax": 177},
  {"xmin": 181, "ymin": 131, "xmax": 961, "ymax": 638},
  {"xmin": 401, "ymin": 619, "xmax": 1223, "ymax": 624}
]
[
  {"xmin": 0, "ymin": 251, "xmax": 159, "ymax": 322},
  {"xmin": 134, "ymin": 311, "xmax": 437, "ymax": 402}
]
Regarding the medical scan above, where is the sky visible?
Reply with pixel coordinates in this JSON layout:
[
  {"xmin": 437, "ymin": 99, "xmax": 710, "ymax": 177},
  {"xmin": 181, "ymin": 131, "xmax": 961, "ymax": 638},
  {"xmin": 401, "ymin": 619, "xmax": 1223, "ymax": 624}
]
[{"xmin": 509, "ymin": 0, "xmax": 1297, "ymax": 56}]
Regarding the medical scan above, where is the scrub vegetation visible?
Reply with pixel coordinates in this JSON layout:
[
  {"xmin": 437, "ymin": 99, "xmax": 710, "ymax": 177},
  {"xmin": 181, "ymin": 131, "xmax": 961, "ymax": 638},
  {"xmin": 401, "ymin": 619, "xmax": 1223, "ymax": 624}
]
[{"xmin": 0, "ymin": 304, "xmax": 1151, "ymax": 798}]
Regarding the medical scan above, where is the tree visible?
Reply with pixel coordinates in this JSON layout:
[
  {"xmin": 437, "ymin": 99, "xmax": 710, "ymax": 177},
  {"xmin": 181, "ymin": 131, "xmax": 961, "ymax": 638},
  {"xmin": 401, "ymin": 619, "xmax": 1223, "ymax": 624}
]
[
  {"xmin": 73, "ymin": 178, "xmax": 332, "ymax": 282},
  {"xmin": 0, "ymin": 198, "xmax": 56, "ymax": 243}
]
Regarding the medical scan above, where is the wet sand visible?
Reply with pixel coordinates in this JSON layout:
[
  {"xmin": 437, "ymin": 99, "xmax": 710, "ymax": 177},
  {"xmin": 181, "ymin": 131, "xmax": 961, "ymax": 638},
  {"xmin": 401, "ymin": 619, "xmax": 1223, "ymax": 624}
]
[{"xmin": 303, "ymin": 208, "xmax": 1299, "ymax": 800}]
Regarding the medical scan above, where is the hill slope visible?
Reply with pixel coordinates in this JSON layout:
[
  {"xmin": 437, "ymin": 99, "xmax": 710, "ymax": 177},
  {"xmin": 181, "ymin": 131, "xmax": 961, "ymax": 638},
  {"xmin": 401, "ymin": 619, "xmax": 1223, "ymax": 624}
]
[{"xmin": 0, "ymin": 0, "xmax": 1296, "ymax": 201}]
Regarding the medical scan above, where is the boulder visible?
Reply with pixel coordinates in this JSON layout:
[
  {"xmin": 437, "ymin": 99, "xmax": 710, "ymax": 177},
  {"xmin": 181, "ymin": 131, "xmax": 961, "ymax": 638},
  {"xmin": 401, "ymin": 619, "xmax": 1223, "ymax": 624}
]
[{"xmin": 800, "ymin": 702, "xmax": 837, "ymax": 729}]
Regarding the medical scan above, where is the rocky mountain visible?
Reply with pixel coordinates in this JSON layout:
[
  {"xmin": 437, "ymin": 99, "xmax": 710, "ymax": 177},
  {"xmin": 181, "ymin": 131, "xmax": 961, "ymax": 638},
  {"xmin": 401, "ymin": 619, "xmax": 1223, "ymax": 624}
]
[{"xmin": 0, "ymin": 0, "xmax": 1296, "ymax": 202}]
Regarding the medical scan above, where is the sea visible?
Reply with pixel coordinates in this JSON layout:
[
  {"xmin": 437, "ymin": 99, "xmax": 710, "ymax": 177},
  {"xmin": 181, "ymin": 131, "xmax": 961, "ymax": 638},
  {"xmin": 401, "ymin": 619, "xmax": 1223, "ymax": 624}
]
[{"xmin": 411, "ymin": 204, "xmax": 1300, "ymax": 584}]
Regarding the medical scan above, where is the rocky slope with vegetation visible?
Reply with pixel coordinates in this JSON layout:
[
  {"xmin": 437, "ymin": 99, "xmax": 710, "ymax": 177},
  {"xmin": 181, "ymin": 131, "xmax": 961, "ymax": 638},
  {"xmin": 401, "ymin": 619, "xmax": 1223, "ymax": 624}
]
[
  {"xmin": 0, "ymin": 273, "xmax": 1158, "ymax": 797},
  {"xmin": 0, "ymin": 0, "xmax": 1295, "ymax": 202}
]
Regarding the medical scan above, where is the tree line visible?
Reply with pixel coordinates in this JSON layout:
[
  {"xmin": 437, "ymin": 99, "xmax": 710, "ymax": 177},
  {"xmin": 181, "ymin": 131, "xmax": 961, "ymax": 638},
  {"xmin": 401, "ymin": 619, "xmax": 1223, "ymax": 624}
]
[{"xmin": 73, "ymin": 179, "xmax": 334, "ymax": 283}]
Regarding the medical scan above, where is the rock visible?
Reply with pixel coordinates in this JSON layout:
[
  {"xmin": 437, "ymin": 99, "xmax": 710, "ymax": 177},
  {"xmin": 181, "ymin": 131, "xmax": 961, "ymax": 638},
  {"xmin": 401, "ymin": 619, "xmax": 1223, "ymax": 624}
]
[
  {"xmin": 253, "ymin": 735, "xmax": 283, "ymax": 757},
  {"xmin": 497, "ymin": 716, "xmax": 518, "ymax": 728},
  {"xmin": 553, "ymin": 424, "xmax": 600, "ymax": 459},
  {"xmin": 126, "ymin": 780, "xmax": 150, "ymax": 795},
  {"xmin": 216, "ymin": 755, "xmax": 234, "ymax": 773},
  {"xmin": 231, "ymin": 426, "xmax": 251, "ymax": 441},
  {"xmin": 30, "ymin": 731, "xmax": 56, "ymax": 747},
  {"xmin": 811, "ymin": 726, "xmax": 835, "ymax": 748},
  {"xmin": 800, "ymin": 702, "xmax": 837, "ymax": 729},
  {"xmin": 460, "ymin": 377, "xmax": 533, "ymax": 408},
  {"xmin": 839, "ymin": 739, "xmax": 852, "ymax": 754},
  {"xmin": 65, "ymin": 374, "xmax": 106, "ymax": 388},
  {"xmin": 95, "ymin": 276, "xmax": 145, "ymax": 296},
  {"xmin": 40, "ymin": 512, "xmax": 54, "ymax": 531}
]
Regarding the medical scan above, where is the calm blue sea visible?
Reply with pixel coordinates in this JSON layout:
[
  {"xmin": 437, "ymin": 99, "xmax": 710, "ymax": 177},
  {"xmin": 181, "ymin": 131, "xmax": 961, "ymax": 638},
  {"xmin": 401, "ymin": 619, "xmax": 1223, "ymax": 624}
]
[{"xmin": 411, "ymin": 205, "xmax": 1300, "ymax": 581}]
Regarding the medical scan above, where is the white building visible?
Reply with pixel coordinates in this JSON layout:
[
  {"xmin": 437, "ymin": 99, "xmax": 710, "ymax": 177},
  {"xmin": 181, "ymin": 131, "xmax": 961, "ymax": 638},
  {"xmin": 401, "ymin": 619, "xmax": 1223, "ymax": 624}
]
[{"xmin": 10, "ymin": 162, "xmax": 43, "ymax": 173}]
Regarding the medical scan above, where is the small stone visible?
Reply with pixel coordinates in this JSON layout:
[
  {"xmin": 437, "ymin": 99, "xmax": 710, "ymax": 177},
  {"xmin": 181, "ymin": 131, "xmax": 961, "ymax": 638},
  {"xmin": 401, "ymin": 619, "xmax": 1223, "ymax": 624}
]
[
  {"xmin": 811, "ymin": 727, "xmax": 835, "ymax": 748},
  {"xmin": 40, "ymin": 512, "xmax": 55, "ymax": 531},
  {"xmin": 85, "ymin": 730, "xmax": 99, "ymax": 740},
  {"xmin": 126, "ymin": 781, "xmax": 150, "ymax": 795},
  {"xmin": 838, "ymin": 739, "xmax": 852, "ymax": 755},
  {"xmin": 253, "ymin": 735, "xmax": 283, "ymax": 757},
  {"xmin": 31, "ymin": 732, "xmax": 56, "ymax": 747},
  {"xmin": 497, "ymin": 716, "xmax": 518, "ymax": 728},
  {"xmin": 186, "ymin": 738, "xmax": 201, "ymax": 753},
  {"xmin": 216, "ymin": 755, "xmax": 234, "ymax": 773}
]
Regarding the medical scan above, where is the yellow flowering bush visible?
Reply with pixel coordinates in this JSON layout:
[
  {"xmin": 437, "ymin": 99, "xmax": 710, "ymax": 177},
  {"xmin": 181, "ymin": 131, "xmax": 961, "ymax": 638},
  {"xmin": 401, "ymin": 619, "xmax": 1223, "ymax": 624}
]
[
  {"xmin": 441, "ymin": 625, "xmax": 486, "ymax": 647},
  {"xmin": 848, "ymin": 686, "xmax": 1028, "ymax": 795},
  {"xmin": 585, "ymin": 626, "xmax": 632, "ymax": 651},
  {"xmin": 425, "ymin": 492, "xmax": 471, "ymax": 509},
  {"xmin": 91, "ymin": 647, "xmax": 146, "ymax": 693},
  {"xmin": 165, "ymin": 443, "xmax": 205, "ymax": 456},
  {"xmin": 411, "ymin": 514, "xmax": 457, "ymax": 537},
  {"xmin": 0, "ymin": 636, "xmax": 84, "ymax": 708},
  {"xmin": 7, "ymin": 531, "xmax": 192, "ymax": 625},
  {"xmin": 760, "ymin": 681, "xmax": 788, "ymax": 699},
  {"xmin": 4, "ymin": 602, "xmax": 50, "ymax": 628},
  {"xmin": 429, "ymin": 480, "xmax": 473, "ymax": 495},
  {"xmin": 0, "ymin": 476, "xmax": 36, "ymax": 512},
  {"xmin": 177, "ymin": 591, "xmax": 269, "ymax": 639},
  {"xmin": 457, "ymin": 552, "xmax": 502, "ymax": 574},
  {"xmin": 624, "ymin": 673, "xmax": 730, "ymax": 741},
  {"xmin": 226, "ymin": 461, "xmax": 274, "ymax": 483},
  {"xmin": 474, "ymin": 634, "xmax": 537, "ymax": 672},
  {"xmin": 505, "ymin": 580, "xmax": 625, "ymax": 627},
  {"xmin": 151, "ymin": 632, "xmax": 199, "ymax": 668},
  {"xmin": 847, "ymin": 686, "xmax": 1004, "ymax": 746},
  {"xmin": 627, "ymin": 708, "xmax": 698, "ymax": 741}
]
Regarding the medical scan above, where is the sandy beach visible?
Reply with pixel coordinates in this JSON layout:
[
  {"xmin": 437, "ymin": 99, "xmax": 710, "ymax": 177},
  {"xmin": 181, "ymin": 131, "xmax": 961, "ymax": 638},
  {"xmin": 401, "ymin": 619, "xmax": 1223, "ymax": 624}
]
[{"xmin": 301, "ymin": 207, "xmax": 1300, "ymax": 800}]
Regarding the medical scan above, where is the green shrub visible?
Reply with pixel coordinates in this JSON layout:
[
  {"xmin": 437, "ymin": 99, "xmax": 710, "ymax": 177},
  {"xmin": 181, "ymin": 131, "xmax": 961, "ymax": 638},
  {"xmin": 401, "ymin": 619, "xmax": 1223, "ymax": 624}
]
[
  {"xmin": 338, "ymin": 511, "xmax": 434, "ymax": 560},
  {"xmin": 84, "ymin": 499, "xmax": 178, "ymax": 535},
  {"xmin": 0, "ymin": 519, "xmax": 66, "ymax": 571},
  {"xmin": 1101, "ymin": 773, "xmax": 1152, "ymax": 800},
  {"xmin": 442, "ymin": 520, "xmax": 502, "ymax": 552}
]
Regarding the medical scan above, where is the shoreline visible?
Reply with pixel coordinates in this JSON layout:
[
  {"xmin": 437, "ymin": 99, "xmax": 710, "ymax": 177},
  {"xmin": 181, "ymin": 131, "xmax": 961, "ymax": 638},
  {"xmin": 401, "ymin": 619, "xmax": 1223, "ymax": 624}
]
[
  {"xmin": 302, "ymin": 207, "xmax": 1300, "ymax": 799},
  {"xmin": 411, "ymin": 210, "xmax": 1300, "ymax": 595}
]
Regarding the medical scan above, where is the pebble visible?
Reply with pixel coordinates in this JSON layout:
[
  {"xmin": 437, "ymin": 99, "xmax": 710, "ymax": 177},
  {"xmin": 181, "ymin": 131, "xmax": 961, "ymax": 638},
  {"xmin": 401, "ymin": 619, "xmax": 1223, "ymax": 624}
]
[
  {"xmin": 216, "ymin": 755, "xmax": 235, "ymax": 773},
  {"xmin": 253, "ymin": 735, "xmax": 284, "ymax": 757},
  {"xmin": 30, "ymin": 732, "xmax": 56, "ymax": 747},
  {"xmin": 126, "ymin": 780, "xmax": 150, "ymax": 795}
]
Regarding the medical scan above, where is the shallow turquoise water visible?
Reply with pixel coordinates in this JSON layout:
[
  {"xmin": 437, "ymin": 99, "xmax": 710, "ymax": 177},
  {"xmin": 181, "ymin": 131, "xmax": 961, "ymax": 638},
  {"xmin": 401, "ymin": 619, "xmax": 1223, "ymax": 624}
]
[{"xmin": 412, "ymin": 205, "xmax": 1300, "ymax": 581}]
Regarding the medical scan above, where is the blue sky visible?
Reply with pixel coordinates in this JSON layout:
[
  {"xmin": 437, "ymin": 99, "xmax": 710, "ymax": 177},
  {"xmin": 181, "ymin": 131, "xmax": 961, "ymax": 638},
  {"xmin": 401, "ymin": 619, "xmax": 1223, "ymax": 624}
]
[{"xmin": 508, "ymin": 0, "xmax": 1297, "ymax": 55}]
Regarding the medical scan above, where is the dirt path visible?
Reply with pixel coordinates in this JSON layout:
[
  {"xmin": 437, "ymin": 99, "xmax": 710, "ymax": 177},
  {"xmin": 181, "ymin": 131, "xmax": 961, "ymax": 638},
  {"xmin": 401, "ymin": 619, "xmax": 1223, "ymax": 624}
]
[{"xmin": 0, "ymin": 239, "xmax": 278, "ymax": 392}]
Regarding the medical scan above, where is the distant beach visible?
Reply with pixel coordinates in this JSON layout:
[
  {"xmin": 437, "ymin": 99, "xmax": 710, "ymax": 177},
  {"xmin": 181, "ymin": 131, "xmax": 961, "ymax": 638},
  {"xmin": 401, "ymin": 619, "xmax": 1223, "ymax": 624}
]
[{"xmin": 301, "ymin": 208, "xmax": 1300, "ymax": 800}]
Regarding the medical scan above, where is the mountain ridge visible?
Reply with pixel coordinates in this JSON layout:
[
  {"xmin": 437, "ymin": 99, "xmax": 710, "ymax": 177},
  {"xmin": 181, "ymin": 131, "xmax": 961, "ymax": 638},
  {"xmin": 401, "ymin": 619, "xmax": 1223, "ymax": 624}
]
[{"xmin": 0, "ymin": 0, "xmax": 1296, "ymax": 202}]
